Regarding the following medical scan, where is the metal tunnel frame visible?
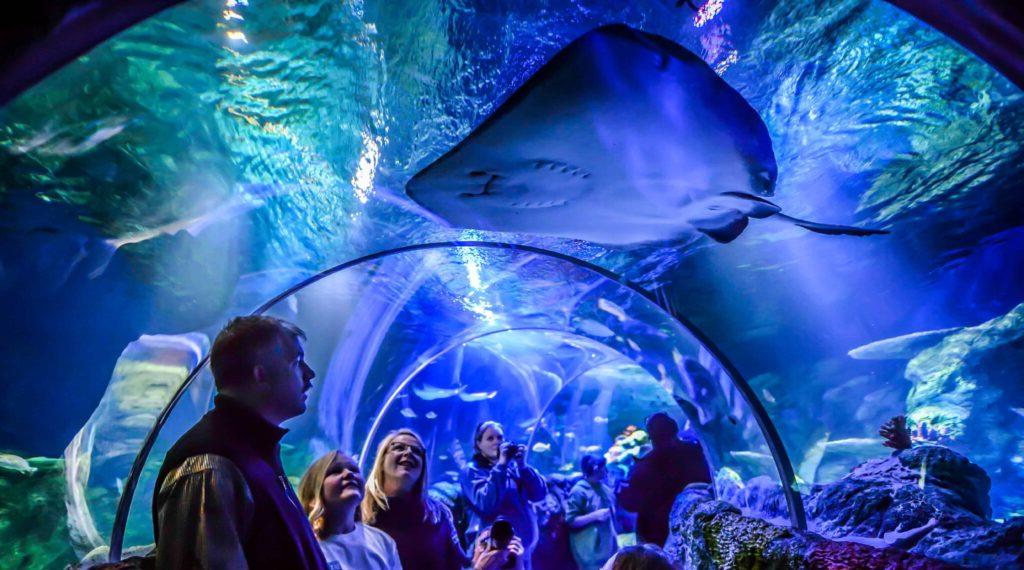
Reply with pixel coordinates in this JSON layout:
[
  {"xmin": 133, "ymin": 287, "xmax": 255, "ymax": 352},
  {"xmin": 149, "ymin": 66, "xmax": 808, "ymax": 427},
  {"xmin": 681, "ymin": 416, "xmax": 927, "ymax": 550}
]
[{"xmin": 108, "ymin": 241, "xmax": 807, "ymax": 561}]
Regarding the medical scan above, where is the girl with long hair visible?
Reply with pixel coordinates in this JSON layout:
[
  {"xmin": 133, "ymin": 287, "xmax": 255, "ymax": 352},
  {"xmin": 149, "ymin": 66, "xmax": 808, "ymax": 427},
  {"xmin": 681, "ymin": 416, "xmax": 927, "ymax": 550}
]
[
  {"xmin": 362, "ymin": 429, "xmax": 467, "ymax": 569},
  {"xmin": 298, "ymin": 450, "xmax": 401, "ymax": 569}
]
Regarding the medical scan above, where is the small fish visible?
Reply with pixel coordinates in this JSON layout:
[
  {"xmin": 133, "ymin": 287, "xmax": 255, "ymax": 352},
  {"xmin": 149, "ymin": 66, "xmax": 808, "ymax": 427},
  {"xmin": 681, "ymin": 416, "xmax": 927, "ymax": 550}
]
[
  {"xmin": 400, "ymin": 407, "xmax": 417, "ymax": 419},
  {"xmin": 439, "ymin": 454, "xmax": 450, "ymax": 461},
  {"xmin": 761, "ymin": 389, "xmax": 776, "ymax": 404},
  {"xmin": 458, "ymin": 390, "xmax": 497, "ymax": 402},
  {"xmin": 576, "ymin": 319, "xmax": 615, "ymax": 337},
  {"xmin": 598, "ymin": 298, "xmax": 629, "ymax": 322},
  {"xmin": 594, "ymin": 416, "xmax": 609, "ymax": 424},
  {"xmin": 627, "ymin": 338, "xmax": 641, "ymax": 352},
  {"xmin": 531, "ymin": 442, "xmax": 552, "ymax": 453},
  {"xmin": 0, "ymin": 453, "xmax": 36, "ymax": 475},
  {"xmin": 413, "ymin": 384, "xmax": 463, "ymax": 401},
  {"xmin": 1011, "ymin": 407, "xmax": 1024, "ymax": 420},
  {"xmin": 580, "ymin": 445, "xmax": 603, "ymax": 454},
  {"xmin": 425, "ymin": 411, "xmax": 438, "ymax": 419}
]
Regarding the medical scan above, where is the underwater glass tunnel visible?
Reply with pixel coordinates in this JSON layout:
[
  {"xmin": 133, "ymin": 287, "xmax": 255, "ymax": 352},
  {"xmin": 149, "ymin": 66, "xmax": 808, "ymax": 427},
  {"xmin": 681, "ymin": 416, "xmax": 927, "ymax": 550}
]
[{"xmin": 1, "ymin": 0, "xmax": 1022, "ymax": 568}]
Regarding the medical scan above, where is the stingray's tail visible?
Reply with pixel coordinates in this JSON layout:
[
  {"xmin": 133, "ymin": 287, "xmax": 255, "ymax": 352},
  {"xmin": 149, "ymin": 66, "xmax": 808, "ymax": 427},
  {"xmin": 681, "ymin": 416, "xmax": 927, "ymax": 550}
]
[{"xmin": 775, "ymin": 213, "xmax": 889, "ymax": 237}]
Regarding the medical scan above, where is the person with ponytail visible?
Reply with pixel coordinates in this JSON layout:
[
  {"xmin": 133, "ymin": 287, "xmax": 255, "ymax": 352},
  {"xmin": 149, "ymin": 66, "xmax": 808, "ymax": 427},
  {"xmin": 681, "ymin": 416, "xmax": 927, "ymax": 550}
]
[{"xmin": 461, "ymin": 421, "xmax": 546, "ymax": 569}]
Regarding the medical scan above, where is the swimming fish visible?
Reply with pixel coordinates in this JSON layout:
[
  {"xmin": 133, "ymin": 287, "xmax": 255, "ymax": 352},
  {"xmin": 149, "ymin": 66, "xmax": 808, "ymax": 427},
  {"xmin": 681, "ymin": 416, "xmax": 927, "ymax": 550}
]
[
  {"xmin": 10, "ymin": 116, "xmax": 128, "ymax": 157},
  {"xmin": 0, "ymin": 453, "xmax": 36, "ymax": 475},
  {"xmin": 400, "ymin": 407, "xmax": 417, "ymax": 419},
  {"xmin": 413, "ymin": 384, "xmax": 463, "ymax": 401},
  {"xmin": 594, "ymin": 416, "xmax": 609, "ymax": 424},
  {"xmin": 406, "ymin": 24, "xmax": 886, "ymax": 246},
  {"xmin": 425, "ymin": 411, "xmax": 438, "ymax": 419},
  {"xmin": 576, "ymin": 319, "xmax": 615, "ymax": 337},
  {"xmin": 598, "ymin": 298, "xmax": 629, "ymax": 322},
  {"xmin": 1, "ymin": 182, "xmax": 298, "ymax": 285},
  {"xmin": 458, "ymin": 390, "xmax": 498, "ymax": 402},
  {"xmin": 580, "ymin": 445, "xmax": 603, "ymax": 454},
  {"xmin": 531, "ymin": 442, "xmax": 552, "ymax": 453}
]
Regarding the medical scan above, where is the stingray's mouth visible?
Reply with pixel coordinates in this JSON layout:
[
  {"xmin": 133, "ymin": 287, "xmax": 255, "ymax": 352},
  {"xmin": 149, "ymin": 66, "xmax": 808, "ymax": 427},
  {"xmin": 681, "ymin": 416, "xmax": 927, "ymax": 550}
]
[{"xmin": 457, "ymin": 160, "xmax": 591, "ymax": 209}]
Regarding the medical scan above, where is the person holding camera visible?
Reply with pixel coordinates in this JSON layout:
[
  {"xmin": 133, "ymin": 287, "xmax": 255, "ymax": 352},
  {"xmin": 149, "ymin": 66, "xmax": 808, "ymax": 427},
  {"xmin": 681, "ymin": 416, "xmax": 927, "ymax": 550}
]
[
  {"xmin": 471, "ymin": 518, "xmax": 526, "ymax": 570},
  {"xmin": 461, "ymin": 421, "xmax": 546, "ymax": 569},
  {"xmin": 566, "ymin": 455, "xmax": 618, "ymax": 570}
]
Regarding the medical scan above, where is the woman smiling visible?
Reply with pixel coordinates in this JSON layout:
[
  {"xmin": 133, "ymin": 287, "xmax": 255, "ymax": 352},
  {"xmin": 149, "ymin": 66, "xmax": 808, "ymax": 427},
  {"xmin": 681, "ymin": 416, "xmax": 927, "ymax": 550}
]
[{"xmin": 362, "ymin": 429, "xmax": 468, "ymax": 569}]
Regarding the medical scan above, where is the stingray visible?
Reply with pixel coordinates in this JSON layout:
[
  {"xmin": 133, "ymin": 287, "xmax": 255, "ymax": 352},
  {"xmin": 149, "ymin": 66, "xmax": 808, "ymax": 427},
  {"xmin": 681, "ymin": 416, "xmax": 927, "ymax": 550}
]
[{"xmin": 406, "ymin": 24, "xmax": 886, "ymax": 245}]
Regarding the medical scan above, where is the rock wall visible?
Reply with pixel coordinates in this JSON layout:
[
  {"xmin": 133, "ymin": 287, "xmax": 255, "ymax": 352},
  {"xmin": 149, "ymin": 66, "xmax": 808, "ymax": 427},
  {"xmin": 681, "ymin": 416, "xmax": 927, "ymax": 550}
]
[
  {"xmin": 675, "ymin": 445, "xmax": 1023, "ymax": 568},
  {"xmin": 667, "ymin": 484, "xmax": 955, "ymax": 569},
  {"xmin": 0, "ymin": 455, "xmax": 77, "ymax": 569},
  {"xmin": 64, "ymin": 333, "xmax": 209, "ymax": 556},
  {"xmin": 850, "ymin": 303, "xmax": 1024, "ymax": 517}
]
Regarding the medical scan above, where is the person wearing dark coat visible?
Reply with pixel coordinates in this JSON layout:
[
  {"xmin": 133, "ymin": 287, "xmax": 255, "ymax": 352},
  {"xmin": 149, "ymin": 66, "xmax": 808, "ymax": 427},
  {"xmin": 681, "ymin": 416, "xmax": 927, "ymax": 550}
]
[
  {"xmin": 615, "ymin": 413, "xmax": 711, "ymax": 547},
  {"xmin": 461, "ymin": 421, "xmax": 547, "ymax": 569},
  {"xmin": 152, "ymin": 316, "xmax": 328, "ymax": 569}
]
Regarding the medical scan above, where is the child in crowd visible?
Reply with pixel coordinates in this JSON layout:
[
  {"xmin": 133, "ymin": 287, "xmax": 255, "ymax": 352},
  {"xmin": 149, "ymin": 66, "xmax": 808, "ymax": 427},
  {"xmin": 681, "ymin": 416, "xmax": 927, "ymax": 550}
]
[{"xmin": 299, "ymin": 450, "xmax": 401, "ymax": 569}]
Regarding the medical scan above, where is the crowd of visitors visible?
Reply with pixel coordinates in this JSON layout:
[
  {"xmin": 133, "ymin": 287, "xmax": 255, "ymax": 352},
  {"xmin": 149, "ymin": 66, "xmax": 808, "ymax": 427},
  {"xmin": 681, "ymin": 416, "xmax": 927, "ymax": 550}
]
[{"xmin": 149, "ymin": 316, "xmax": 708, "ymax": 569}]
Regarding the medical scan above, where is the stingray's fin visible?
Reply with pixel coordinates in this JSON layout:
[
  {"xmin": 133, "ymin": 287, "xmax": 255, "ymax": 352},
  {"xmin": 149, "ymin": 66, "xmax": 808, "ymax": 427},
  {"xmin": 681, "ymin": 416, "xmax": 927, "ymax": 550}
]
[
  {"xmin": 696, "ymin": 211, "xmax": 749, "ymax": 243},
  {"xmin": 775, "ymin": 213, "xmax": 889, "ymax": 237}
]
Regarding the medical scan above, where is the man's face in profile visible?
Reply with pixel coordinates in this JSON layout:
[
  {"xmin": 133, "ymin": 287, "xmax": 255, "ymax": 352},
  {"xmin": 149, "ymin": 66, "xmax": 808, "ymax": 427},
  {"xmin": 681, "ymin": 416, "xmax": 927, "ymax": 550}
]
[{"xmin": 260, "ymin": 332, "xmax": 316, "ymax": 422}]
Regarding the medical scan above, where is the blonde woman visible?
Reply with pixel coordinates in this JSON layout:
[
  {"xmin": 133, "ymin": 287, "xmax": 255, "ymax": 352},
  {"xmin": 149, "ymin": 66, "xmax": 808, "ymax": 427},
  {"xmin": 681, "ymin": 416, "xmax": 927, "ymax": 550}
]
[
  {"xmin": 362, "ymin": 429, "xmax": 468, "ymax": 569},
  {"xmin": 299, "ymin": 450, "xmax": 401, "ymax": 570}
]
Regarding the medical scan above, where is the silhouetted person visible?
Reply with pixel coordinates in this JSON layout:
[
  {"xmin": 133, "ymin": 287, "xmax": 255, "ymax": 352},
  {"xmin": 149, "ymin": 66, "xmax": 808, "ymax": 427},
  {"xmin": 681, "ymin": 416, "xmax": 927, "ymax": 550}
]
[
  {"xmin": 600, "ymin": 544, "xmax": 676, "ymax": 570},
  {"xmin": 615, "ymin": 413, "xmax": 710, "ymax": 547},
  {"xmin": 567, "ymin": 455, "xmax": 618, "ymax": 570},
  {"xmin": 152, "ymin": 316, "xmax": 327, "ymax": 569}
]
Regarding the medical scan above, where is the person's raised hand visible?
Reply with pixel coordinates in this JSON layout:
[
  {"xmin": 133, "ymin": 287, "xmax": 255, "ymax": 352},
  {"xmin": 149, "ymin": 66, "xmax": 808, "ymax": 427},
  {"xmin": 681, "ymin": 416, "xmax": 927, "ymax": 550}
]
[
  {"xmin": 498, "ymin": 442, "xmax": 516, "ymax": 466},
  {"xmin": 506, "ymin": 536, "xmax": 525, "ymax": 570}
]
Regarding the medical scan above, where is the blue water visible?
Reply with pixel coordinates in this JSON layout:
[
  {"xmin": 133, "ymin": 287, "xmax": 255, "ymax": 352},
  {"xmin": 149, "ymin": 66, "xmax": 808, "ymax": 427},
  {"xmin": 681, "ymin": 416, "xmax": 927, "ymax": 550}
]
[{"xmin": 0, "ymin": 0, "xmax": 1021, "ymax": 565}]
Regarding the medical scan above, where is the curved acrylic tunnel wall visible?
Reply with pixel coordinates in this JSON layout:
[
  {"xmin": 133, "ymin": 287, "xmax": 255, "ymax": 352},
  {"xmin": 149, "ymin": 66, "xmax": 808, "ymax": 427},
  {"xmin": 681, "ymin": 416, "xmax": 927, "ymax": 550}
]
[{"xmin": 106, "ymin": 242, "xmax": 802, "ymax": 555}]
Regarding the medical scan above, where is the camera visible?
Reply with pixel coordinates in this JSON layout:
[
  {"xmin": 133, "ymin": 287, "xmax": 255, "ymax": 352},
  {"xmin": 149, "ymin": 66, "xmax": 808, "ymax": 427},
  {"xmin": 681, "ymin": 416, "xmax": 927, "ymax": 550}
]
[
  {"xmin": 489, "ymin": 517, "xmax": 517, "ymax": 569},
  {"xmin": 503, "ymin": 442, "xmax": 525, "ymax": 460},
  {"xmin": 490, "ymin": 517, "xmax": 515, "ymax": 550}
]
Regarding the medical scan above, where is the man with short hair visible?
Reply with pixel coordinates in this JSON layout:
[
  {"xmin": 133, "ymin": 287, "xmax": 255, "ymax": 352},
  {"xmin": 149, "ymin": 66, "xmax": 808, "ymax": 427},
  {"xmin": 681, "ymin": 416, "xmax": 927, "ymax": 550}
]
[
  {"xmin": 615, "ymin": 413, "xmax": 711, "ymax": 547},
  {"xmin": 153, "ymin": 315, "xmax": 328, "ymax": 569}
]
